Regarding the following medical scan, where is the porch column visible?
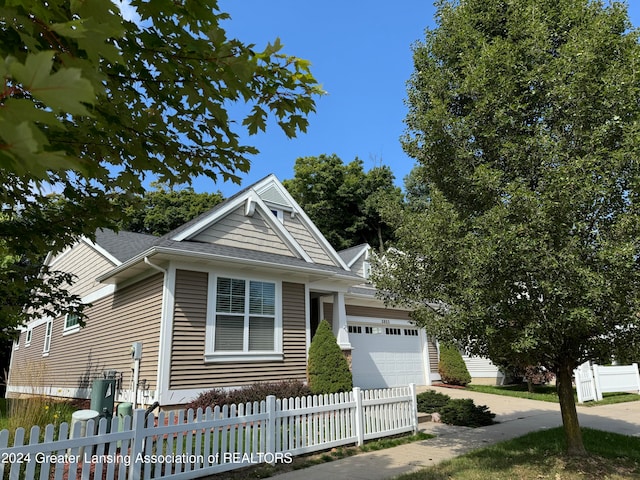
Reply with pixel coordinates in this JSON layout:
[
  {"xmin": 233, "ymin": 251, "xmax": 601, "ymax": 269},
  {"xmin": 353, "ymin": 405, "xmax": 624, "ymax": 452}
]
[{"xmin": 332, "ymin": 292, "xmax": 352, "ymax": 350}]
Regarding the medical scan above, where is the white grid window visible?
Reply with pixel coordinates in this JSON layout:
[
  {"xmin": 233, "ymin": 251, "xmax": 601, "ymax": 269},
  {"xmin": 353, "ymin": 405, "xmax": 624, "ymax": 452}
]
[
  {"xmin": 214, "ymin": 277, "xmax": 276, "ymax": 352},
  {"xmin": 64, "ymin": 313, "xmax": 80, "ymax": 332}
]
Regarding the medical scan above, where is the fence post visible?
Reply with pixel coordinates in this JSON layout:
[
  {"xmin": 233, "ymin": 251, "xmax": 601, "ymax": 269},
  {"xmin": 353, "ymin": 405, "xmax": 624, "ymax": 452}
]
[
  {"xmin": 574, "ymin": 367, "xmax": 583, "ymax": 404},
  {"xmin": 265, "ymin": 395, "xmax": 277, "ymax": 463},
  {"xmin": 633, "ymin": 363, "xmax": 640, "ymax": 394},
  {"xmin": 409, "ymin": 383, "xmax": 418, "ymax": 434},
  {"xmin": 592, "ymin": 364, "xmax": 604, "ymax": 401},
  {"xmin": 128, "ymin": 409, "xmax": 146, "ymax": 480},
  {"xmin": 353, "ymin": 387, "xmax": 364, "ymax": 446}
]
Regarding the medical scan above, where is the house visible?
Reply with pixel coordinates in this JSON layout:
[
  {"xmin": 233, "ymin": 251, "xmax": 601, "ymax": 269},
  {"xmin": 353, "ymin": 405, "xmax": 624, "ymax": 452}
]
[{"xmin": 7, "ymin": 175, "xmax": 501, "ymax": 408}]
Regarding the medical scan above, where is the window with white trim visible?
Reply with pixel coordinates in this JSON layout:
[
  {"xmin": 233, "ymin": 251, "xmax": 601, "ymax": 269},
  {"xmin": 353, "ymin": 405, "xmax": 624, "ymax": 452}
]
[
  {"xmin": 64, "ymin": 313, "xmax": 80, "ymax": 333},
  {"xmin": 25, "ymin": 329, "xmax": 32, "ymax": 346},
  {"xmin": 43, "ymin": 320, "xmax": 52, "ymax": 354},
  {"xmin": 270, "ymin": 209, "xmax": 284, "ymax": 223},
  {"xmin": 206, "ymin": 276, "xmax": 281, "ymax": 361}
]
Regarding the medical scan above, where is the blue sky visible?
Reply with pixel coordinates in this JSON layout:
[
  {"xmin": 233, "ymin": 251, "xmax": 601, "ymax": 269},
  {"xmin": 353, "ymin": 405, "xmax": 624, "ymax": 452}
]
[{"xmin": 192, "ymin": 1, "xmax": 640, "ymax": 197}]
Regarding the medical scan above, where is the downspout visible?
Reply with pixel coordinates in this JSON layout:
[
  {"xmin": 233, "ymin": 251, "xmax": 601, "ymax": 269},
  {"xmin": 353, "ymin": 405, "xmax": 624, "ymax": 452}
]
[{"xmin": 144, "ymin": 257, "xmax": 167, "ymax": 408}]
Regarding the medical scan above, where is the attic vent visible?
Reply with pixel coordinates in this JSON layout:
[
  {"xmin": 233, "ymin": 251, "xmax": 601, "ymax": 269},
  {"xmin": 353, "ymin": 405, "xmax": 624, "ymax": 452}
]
[{"xmin": 259, "ymin": 185, "xmax": 291, "ymax": 208}]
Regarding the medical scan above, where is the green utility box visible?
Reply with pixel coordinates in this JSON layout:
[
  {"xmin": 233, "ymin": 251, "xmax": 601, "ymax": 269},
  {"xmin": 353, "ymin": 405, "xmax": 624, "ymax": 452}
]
[
  {"xmin": 117, "ymin": 402, "xmax": 132, "ymax": 419},
  {"xmin": 117, "ymin": 402, "xmax": 133, "ymax": 447},
  {"xmin": 90, "ymin": 378, "xmax": 116, "ymax": 421}
]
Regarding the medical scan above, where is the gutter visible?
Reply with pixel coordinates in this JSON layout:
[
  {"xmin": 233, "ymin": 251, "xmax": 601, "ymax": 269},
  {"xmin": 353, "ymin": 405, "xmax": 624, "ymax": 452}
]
[{"xmin": 144, "ymin": 256, "xmax": 166, "ymax": 275}]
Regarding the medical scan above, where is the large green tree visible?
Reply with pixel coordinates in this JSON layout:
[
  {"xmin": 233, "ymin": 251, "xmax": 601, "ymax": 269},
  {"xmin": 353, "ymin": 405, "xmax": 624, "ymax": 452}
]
[
  {"xmin": 373, "ymin": 0, "xmax": 640, "ymax": 455},
  {"xmin": 0, "ymin": 0, "xmax": 322, "ymax": 336},
  {"xmin": 283, "ymin": 154, "xmax": 402, "ymax": 251},
  {"xmin": 114, "ymin": 183, "xmax": 225, "ymax": 236}
]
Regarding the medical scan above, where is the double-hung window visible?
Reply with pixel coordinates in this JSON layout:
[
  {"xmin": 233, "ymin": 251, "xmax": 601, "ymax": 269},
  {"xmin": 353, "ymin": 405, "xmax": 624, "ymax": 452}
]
[
  {"xmin": 206, "ymin": 276, "xmax": 282, "ymax": 362},
  {"xmin": 43, "ymin": 320, "xmax": 52, "ymax": 355}
]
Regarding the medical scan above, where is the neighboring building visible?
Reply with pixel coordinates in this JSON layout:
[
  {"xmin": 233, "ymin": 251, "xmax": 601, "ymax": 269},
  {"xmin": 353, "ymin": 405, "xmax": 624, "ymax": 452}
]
[{"xmin": 7, "ymin": 175, "xmax": 501, "ymax": 408}]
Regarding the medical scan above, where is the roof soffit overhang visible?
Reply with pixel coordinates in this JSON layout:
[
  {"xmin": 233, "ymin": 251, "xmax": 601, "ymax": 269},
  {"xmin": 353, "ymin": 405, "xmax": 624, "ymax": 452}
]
[{"xmin": 96, "ymin": 246, "xmax": 360, "ymax": 287}]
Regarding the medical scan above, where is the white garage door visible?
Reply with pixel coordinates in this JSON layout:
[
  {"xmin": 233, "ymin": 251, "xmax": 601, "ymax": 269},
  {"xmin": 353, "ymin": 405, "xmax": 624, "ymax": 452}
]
[{"xmin": 349, "ymin": 323, "xmax": 426, "ymax": 389}]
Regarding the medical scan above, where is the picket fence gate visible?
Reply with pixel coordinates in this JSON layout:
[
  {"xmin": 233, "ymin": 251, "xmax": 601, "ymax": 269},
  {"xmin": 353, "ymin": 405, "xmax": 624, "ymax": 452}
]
[
  {"xmin": 574, "ymin": 362, "xmax": 640, "ymax": 403},
  {"xmin": 0, "ymin": 384, "xmax": 418, "ymax": 480}
]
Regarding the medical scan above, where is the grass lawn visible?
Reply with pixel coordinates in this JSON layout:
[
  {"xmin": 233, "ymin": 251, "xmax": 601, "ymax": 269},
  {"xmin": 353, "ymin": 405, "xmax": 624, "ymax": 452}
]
[
  {"xmin": 466, "ymin": 383, "xmax": 639, "ymax": 406},
  {"xmin": 396, "ymin": 427, "xmax": 640, "ymax": 480}
]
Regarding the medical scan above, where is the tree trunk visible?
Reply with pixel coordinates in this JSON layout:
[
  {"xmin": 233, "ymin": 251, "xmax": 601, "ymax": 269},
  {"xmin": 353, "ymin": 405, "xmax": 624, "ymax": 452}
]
[
  {"xmin": 527, "ymin": 379, "xmax": 534, "ymax": 393},
  {"xmin": 556, "ymin": 361, "xmax": 587, "ymax": 456},
  {"xmin": 377, "ymin": 227, "xmax": 384, "ymax": 254}
]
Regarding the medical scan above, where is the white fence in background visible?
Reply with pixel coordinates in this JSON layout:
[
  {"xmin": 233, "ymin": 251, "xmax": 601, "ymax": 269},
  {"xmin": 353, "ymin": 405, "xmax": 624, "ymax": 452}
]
[
  {"xmin": 0, "ymin": 384, "xmax": 417, "ymax": 480},
  {"xmin": 574, "ymin": 362, "xmax": 640, "ymax": 403}
]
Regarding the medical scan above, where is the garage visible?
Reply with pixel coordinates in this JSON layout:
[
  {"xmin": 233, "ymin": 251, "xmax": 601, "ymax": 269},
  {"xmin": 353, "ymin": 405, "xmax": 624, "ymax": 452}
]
[{"xmin": 348, "ymin": 321, "xmax": 427, "ymax": 389}]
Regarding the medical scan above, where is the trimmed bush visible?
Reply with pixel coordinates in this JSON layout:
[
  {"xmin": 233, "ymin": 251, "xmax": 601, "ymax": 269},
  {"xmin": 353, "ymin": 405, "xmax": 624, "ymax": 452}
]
[
  {"xmin": 187, "ymin": 380, "xmax": 311, "ymax": 411},
  {"xmin": 438, "ymin": 398, "xmax": 496, "ymax": 427},
  {"xmin": 438, "ymin": 344, "xmax": 472, "ymax": 386},
  {"xmin": 186, "ymin": 387, "xmax": 228, "ymax": 411},
  {"xmin": 307, "ymin": 320, "xmax": 353, "ymax": 394},
  {"xmin": 416, "ymin": 389, "xmax": 451, "ymax": 414}
]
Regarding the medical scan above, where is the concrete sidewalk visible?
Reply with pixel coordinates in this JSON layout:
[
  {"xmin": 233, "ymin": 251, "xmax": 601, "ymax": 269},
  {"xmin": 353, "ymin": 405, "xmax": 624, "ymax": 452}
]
[{"xmin": 267, "ymin": 386, "xmax": 640, "ymax": 480}]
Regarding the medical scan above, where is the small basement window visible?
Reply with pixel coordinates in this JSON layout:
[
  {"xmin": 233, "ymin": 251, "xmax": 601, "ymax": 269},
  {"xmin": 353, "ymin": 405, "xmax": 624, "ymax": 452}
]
[{"xmin": 64, "ymin": 313, "xmax": 81, "ymax": 334}]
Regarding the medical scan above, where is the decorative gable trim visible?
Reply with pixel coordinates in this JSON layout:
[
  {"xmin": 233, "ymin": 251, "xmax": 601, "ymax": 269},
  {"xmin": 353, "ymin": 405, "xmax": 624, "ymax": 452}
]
[
  {"xmin": 345, "ymin": 245, "xmax": 370, "ymax": 268},
  {"xmin": 171, "ymin": 187, "xmax": 313, "ymax": 263},
  {"xmin": 249, "ymin": 192, "xmax": 313, "ymax": 263},
  {"xmin": 253, "ymin": 175, "xmax": 350, "ymax": 271},
  {"xmin": 256, "ymin": 182, "xmax": 291, "ymax": 208},
  {"xmin": 244, "ymin": 197, "xmax": 256, "ymax": 217},
  {"xmin": 82, "ymin": 237, "xmax": 122, "ymax": 266}
]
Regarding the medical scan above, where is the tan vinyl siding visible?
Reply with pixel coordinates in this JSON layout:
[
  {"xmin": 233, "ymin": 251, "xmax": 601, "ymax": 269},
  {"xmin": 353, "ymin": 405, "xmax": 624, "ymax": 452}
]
[
  {"xmin": 170, "ymin": 270, "xmax": 307, "ymax": 389},
  {"xmin": 192, "ymin": 207, "xmax": 295, "ymax": 257},
  {"xmin": 9, "ymin": 274, "xmax": 163, "ymax": 395},
  {"xmin": 49, "ymin": 242, "xmax": 116, "ymax": 298},
  {"xmin": 9, "ymin": 325, "xmax": 49, "ymax": 385},
  {"xmin": 284, "ymin": 215, "xmax": 338, "ymax": 266}
]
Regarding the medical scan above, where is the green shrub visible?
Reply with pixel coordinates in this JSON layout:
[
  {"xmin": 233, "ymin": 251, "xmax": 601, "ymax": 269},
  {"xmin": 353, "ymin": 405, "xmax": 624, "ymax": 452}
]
[
  {"xmin": 438, "ymin": 344, "xmax": 472, "ymax": 386},
  {"xmin": 187, "ymin": 380, "xmax": 311, "ymax": 411},
  {"xmin": 307, "ymin": 320, "xmax": 353, "ymax": 394},
  {"xmin": 438, "ymin": 398, "xmax": 496, "ymax": 427},
  {"xmin": 416, "ymin": 389, "xmax": 451, "ymax": 413}
]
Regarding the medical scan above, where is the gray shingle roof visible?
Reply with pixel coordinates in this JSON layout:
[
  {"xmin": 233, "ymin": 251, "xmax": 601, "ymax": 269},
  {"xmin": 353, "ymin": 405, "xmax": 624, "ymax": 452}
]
[
  {"xmin": 337, "ymin": 244, "xmax": 369, "ymax": 266},
  {"xmin": 94, "ymin": 229, "xmax": 157, "ymax": 263}
]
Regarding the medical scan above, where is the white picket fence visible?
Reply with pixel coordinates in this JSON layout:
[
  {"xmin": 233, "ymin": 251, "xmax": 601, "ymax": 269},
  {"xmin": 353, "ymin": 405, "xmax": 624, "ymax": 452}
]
[
  {"xmin": 574, "ymin": 362, "xmax": 640, "ymax": 403},
  {"xmin": 0, "ymin": 384, "xmax": 417, "ymax": 480}
]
